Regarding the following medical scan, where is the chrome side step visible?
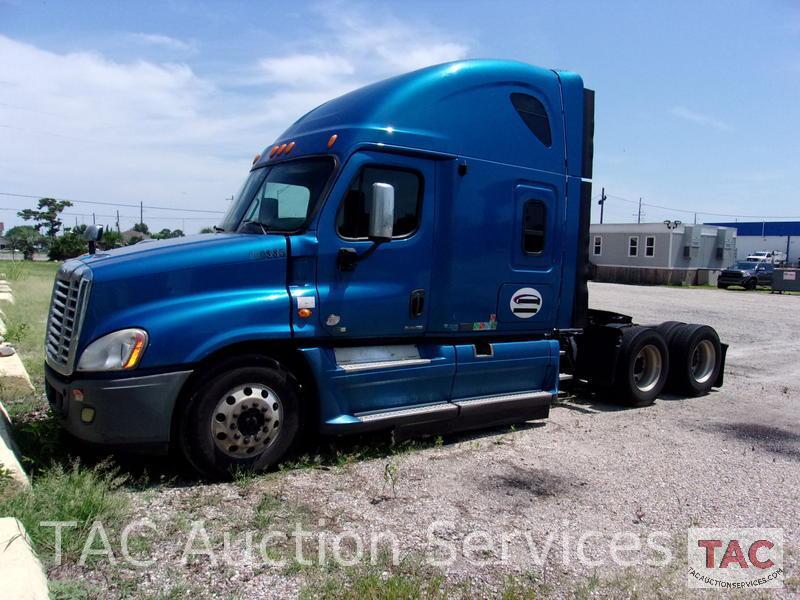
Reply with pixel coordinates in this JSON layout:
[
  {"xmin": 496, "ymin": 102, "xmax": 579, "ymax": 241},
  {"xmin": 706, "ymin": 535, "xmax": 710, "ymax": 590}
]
[
  {"xmin": 338, "ymin": 358, "xmax": 432, "ymax": 372},
  {"xmin": 355, "ymin": 402, "xmax": 457, "ymax": 424},
  {"xmin": 352, "ymin": 390, "xmax": 553, "ymax": 427}
]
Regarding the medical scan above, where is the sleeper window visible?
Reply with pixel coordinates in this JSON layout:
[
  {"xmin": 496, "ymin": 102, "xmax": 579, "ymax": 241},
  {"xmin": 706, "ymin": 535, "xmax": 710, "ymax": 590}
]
[
  {"xmin": 511, "ymin": 93, "xmax": 552, "ymax": 147},
  {"xmin": 523, "ymin": 200, "xmax": 546, "ymax": 254},
  {"xmin": 337, "ymin": 166, "xmax": 422, "ymax": 239}
]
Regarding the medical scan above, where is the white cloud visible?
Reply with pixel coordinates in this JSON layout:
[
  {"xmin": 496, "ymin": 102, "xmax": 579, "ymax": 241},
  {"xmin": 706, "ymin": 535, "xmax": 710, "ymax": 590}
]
[
  {"xmin": 0, "ymin": 7, "xmax": 471, "ymax": 232},
  {"xmin": 260, "ymin": 54, "xmax": 355, "ymax": 86},
  {"xmin": 670, "ymin": 105, "xmax": 731, "ymax": 132},
  {"xmin": 128, "ymin": 33, "xmax": 196, "ymax": 53}
]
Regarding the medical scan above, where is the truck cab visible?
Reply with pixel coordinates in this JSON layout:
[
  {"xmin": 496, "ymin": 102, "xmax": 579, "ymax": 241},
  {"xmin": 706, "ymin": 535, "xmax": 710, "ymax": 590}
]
[{"xmin": 44, "ymin": 60, "xmax": 725, "ymax": 478}]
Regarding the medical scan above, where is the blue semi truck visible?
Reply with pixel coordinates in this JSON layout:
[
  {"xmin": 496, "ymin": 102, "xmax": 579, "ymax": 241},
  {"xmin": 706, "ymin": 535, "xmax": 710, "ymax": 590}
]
[{"xmin": 44, "ymin": 60, "xmax": 726, "ymax": 478}]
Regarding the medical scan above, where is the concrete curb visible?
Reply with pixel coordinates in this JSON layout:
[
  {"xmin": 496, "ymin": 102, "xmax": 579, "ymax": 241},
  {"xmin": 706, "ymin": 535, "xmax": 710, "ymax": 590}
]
[
  {"xmin": 0, "ymin": 277, "xmax": 32, "ymax": 486},
  {"xmin": 0, "ymin": 518, "xmax": 49, "ymax": 600}
]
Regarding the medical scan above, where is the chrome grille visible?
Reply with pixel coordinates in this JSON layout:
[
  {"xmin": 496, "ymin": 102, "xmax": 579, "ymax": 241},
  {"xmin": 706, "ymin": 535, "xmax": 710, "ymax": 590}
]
[{"xmin": 45, "ymin": 261, "xmax": 91, "ymax": 375}]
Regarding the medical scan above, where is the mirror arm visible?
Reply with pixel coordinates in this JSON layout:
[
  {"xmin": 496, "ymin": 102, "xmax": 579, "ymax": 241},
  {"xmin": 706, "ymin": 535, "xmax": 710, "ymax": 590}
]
[{"xmin": 337, "ymin": 242, "xmax": 384, "ymax": 272}]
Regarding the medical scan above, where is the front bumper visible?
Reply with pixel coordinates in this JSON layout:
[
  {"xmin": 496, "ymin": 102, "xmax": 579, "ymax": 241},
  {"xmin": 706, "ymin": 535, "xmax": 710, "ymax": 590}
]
[{"xmin": 45, "ymin": 366, "xmax": 192, "ymax": 451}]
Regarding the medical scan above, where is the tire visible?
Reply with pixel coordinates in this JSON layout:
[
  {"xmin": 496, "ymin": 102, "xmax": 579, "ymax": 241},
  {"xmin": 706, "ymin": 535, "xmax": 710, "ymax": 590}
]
[
  {"xmin": 667, "ymin": 324, "xmax": 722, "ymax": 397},
  {"xmin": 656, "ymin": 321, "xmax": 685, "ymax": 345},
  {"xmin": 178, "ymin": 355, "xmax": 302, "ymax": 479},
  {"xmin": 613, "ymin": 326, "xmax": 669, "ymax": 407},
  {"xmin": 745, "ymin": 278, "xmax": 757, "ymax": 290},
  {"xmin": 716, "ymin": 283, "xmax": 727, "ymax": 290}
]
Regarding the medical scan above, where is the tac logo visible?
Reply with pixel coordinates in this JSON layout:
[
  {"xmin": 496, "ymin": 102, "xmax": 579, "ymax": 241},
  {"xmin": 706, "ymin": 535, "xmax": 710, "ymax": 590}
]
[
  {"xmin": 510, "ymin": 287, "xmax": 542, "ymax": 319},
  {"xmin": 687, "ymin": 528, "xmax": 784, "ymax": 589}
]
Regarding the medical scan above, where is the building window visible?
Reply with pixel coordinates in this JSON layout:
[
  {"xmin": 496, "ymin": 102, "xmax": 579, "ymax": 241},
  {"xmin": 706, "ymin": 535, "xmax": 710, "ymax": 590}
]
[
  {"xmin": 628, "ymin": 236, "xmax": 639, "ymax": 257},
  {"xmin": 522, "ymin": 200, "xmax": 546, "ymax": 254},
  {"xmin": 337, "ymin": 166, "xmax": 422, "ymax": 239},
  {"xmin": 510, "ymin": 93, "xmax": 552, "ymax": 147},
  {"xmin": 593, "ymin": 235, "xmax": 602, "ymax": 256},
  {"xmin": 645, "ymin": 236, "xmax": 655, "ymax": 257}
]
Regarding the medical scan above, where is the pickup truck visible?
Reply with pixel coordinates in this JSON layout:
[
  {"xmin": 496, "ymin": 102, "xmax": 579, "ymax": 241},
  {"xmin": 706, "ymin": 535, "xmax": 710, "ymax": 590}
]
[
  {"xmin": 44, "ymin": 60, "xmax": 726, "ymax": 478},
  {"xmin": 718, "ymin": 261, "xmax": 774, "ymax": 289}
]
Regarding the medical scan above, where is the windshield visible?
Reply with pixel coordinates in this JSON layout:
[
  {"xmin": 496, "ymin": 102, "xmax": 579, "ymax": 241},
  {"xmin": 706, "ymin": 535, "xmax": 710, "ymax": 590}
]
[
  {"xmin": 735, "ymin": 261, "xmax": 757, "ymax": 269},
  {"xmin": 219, "ymin": 157, "xmax": 335, "ymax": 232}
]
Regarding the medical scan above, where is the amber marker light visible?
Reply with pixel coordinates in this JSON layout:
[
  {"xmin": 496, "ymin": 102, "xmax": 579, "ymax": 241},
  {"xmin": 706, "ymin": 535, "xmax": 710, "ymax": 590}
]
[
  {"xmin": 286, "ymin": 141, "xmax": 296, "ymax": 154},
  {"xmin": 269, "ymin": 145, "xmax": 280, "ymax": 157},
  {"xmin": 277, "ymin": 143, "xmax": 288, "ymax": 155},
  {"xmin": 252, "ymin": 153, "xmax": 261, "ymax": 165},
  {"xmin": 123, "ymin": 331, "xmax": 147, "ymax": 369},
  {"xmin": 327, "ymin": 134, "xmax": 338, "ymax": 148},
  {"xmin": 297, "ymin": 308, "xmax": 313, "ymax": 318}
]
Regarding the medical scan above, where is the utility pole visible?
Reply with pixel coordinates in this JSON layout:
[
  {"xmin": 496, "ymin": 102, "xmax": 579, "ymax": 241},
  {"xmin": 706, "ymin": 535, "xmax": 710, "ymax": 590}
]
[
  {"xmin": 116, "ymin": 210, "xmax": 120, "ymax": 233},
  {"xmin": 598, "ymin": 187, "xmax": 607, "ymax": 224},
  {"xmin": 139, "ymin": 201, "xmax": 143, "ymax": 226},
  {"xmin": 637, "ymin": 197, "xmax": 643, "ymax": 224},
  {"xmin": 693, "ymin": 212, "xmax": 697, "ymax": 224},
  {"xmin": 92, "ymin": 212, "xmax": 96, "ymax": 225}
]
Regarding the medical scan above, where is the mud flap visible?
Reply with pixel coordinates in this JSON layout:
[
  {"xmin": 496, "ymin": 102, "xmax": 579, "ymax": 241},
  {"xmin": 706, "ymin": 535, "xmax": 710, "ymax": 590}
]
[{"xmin": 714, "ymin": 343, "xmax": 729, "ymax": 388}]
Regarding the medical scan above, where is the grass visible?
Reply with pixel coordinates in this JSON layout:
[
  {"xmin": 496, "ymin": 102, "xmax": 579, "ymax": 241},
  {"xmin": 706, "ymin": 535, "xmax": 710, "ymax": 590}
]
[
  {"xmin": 0, "ymin": 260, "xmax": 60, "ymax": 414},
  {"xmin": 0, "ymin": 460, "xmax": 129, "ymax": 566}
]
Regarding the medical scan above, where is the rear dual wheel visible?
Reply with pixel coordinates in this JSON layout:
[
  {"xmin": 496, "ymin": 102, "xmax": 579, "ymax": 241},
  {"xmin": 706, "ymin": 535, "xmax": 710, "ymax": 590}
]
[
  {"xmin": 666, "ymin": 324, "xmax": 722, "ymax": 397},
  {"xmin": 614, "ymin": 327, "xmax": 670, "ymax": 407}
]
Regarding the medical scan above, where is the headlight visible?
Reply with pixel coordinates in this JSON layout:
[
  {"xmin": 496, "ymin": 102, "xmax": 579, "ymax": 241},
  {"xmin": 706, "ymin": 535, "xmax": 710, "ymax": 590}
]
[{"xmin": 77, "ymin": 329, "xmax": 148, "ymax": 372}]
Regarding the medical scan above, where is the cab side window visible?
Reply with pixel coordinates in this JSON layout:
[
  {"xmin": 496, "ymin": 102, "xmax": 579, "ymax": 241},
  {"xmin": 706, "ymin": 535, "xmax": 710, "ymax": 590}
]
[{"xmin": 337, "ymin": 166, "xmax": 422, "ymax": 239}]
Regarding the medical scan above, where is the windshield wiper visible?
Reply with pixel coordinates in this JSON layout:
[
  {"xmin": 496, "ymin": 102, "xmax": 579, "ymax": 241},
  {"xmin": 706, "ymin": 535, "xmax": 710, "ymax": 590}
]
[
  {"xmin": 213, "ymin": 225, "xmax": 225, "ymax": 233},
  {"xmin": 240, "ymin": 220, "xmax": 271, "ymax": 235}
]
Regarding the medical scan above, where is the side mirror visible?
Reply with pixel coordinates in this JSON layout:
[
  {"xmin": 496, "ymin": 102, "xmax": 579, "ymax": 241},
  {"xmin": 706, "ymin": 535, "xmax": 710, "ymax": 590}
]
[
  {"xmin": 84, "ymin": 224, "xmax": 104, "ymax": 255},
  {"xmin": 368, "ymin": 182, "xmax": 395, "ymax": 242},
  {"xmin": 84, "ymin": 224, "xmax": 104, "ymax": 242}
]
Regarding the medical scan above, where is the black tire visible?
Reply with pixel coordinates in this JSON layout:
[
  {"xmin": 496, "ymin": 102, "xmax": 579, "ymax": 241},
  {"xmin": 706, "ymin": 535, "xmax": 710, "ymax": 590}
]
[
  {"xmin": 656, "ymin": 321, "xmax": 685, "ymax": 345},
  {"xmin": 716, "ymin": 283, "xmax": 727, "ymax": 289},
  {"xmin": 667, "ymin": 324, "xmax": 722, "ymax": 397},
  {"xmin": 613, "ymin": 326, "xmax": 669, "ymax": 407},
  {"xmin": 745, "ymin": 278, "xmax": 757, "ymax": 290},
  {"xmin": 178, "ymin": 355, "xmax": 302, "ymax": 480}
]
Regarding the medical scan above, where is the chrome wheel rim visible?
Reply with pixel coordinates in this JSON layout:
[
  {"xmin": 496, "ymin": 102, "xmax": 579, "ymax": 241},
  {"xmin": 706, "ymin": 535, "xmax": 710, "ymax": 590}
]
[
  {"xmin": 211, "ymin": 383, "xmax": 282, "ymax": 458},
  {"xmin": 632, "ymin": 344, "xmax": 662, "ymax": 393},
  {"xmin": 691, "ymin": 340, "xmax": 716, "ymax": 384}
]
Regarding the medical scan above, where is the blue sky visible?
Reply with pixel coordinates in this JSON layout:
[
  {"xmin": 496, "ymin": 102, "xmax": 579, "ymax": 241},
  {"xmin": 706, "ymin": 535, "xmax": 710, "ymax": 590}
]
[{"xmin": 1, "ymin": 0, "xmax": 798, "ymax": 232}]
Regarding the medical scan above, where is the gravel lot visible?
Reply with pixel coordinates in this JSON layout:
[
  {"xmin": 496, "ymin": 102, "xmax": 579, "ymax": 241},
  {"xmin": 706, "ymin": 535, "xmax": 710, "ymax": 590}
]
[{"xmin": 80, "ymin": 283, "xmax": 799, "ymax": 598}]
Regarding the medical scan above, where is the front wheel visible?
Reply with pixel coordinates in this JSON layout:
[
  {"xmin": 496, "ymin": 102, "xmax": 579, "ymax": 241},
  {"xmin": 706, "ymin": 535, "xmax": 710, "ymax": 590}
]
[
  {"xmin": 745, "ymin": 278, "xmax": 757, "ymax": 290},
  {"xmin": 178, "ymin": 356, "xmax": 301, "ymax": 479}
]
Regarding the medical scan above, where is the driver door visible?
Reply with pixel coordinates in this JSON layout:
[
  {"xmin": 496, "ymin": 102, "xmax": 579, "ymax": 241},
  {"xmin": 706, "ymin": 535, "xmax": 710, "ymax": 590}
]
[{"xmin": 315, "ymin": 151, "xmax": 435, "ymax": 338}]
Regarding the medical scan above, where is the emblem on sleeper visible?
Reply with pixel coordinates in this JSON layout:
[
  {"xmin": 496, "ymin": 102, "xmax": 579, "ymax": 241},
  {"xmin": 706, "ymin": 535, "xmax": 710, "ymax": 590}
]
[{"xmin": 510, "ymin": 287, "xmax": 542, "ymax": 318}]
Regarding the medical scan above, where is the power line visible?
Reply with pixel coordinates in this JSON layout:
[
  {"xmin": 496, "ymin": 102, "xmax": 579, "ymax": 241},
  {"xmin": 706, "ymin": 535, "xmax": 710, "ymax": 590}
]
[
  {"xmin": 602, "ymin": 194, "xmax": 800, "ymax": 220},
  {"xmin": 0, "ymin": 191, "xmax": 225, "ymax": 214}
]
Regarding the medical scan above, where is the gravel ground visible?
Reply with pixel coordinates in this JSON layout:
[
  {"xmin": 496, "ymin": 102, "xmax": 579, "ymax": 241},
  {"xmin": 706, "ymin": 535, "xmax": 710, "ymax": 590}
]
[{"xmin": 85, "ymin": 283, "xmax": 799, "ymax": 598}]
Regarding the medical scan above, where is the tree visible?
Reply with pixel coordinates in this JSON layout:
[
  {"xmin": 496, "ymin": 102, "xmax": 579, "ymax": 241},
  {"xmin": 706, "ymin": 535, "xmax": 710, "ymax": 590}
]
[
  {"xmin": 152, "ymin": 228, "xmax": 186, "ymax": 240},
  {"xmin": 132, "ymin": 222, "xmax": 150, "ymax": 235},
  {"xmin": 17, "ymin": 198, "xmax": 74, "ymax": 238},
  {"xmin": 6, "ymin": 226, "xmax": 44, "ymax": 260},
  {"xmin": 100, "ymin": 230, "xmax": 123, "ymax": 250},
  {"xmin": 199, "ymin": 227, "xmax": 215, "ymax": 234},
  {"xmin": 48, "ymin": 228, "xmax": 87, "ymax": 261}
]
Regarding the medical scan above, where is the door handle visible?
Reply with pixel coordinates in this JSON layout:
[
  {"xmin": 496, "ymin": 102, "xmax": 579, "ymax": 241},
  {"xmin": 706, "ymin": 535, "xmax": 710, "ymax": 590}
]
[{"xmin": 409, "ymin": 289, "xmax": 425, "ymax": 318}]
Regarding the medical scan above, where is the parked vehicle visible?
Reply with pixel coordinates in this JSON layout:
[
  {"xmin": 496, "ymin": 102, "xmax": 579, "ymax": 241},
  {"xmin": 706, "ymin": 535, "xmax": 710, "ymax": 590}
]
[
  {"xmin": 44, "ymin": 60, "xmax": 727, "ymax": 478},
  {"xmin": 718, "ymin": 260, "xmax": 774, "ymax": 289},
  {"xmin": 746, "ymin": 251, "xmax": 786, "ymax": 265}
]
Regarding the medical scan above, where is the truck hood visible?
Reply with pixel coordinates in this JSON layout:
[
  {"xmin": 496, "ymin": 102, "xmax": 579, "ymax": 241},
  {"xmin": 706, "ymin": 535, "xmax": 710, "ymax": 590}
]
[
  {"xmin": 80, "ymin": 233, "xmax": 286, "ymax": 282},
  {"xmin": 76, "ymin": 232, "xmax": 293, "ymax": 368}
]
